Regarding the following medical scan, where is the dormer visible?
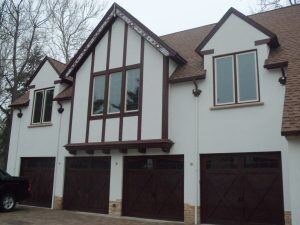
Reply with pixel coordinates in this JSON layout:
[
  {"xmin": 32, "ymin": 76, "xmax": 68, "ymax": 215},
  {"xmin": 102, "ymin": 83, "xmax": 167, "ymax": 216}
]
[{"xmin": 194, "ymin": 8, "xmax": 280, "ymax": 108}]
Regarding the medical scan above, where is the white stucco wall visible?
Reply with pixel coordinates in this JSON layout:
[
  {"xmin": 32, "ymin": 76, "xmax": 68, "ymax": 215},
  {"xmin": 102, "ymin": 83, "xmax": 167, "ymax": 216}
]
[
  {"xmin": 287, "ymin": 137, "xmax": 300, "ymax": 224},
  {"xmin": 71, "ymin": 55, "xmax": 91, "ymax": 143},
  {"xmin": 126, "ymin": 26, "xmax": 141, "ymax": 66},
  {"xmin": 94, "ymin": 32, "xmax": 108, "ymax": 72},
  {"xmin": 109, "ymin": 19, "xmax": 124, "ymax": 69},
  {"xmin": 141, "ymin": 41, "xmax": 163, "ymax": 140},
  {"xmin": 6, "ymin": 59, "xmax": 72, "ymax": 208}
]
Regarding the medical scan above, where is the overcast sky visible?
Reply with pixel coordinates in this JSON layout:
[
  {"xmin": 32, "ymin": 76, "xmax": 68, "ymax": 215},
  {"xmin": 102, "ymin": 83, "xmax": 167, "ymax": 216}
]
[{"xmin": 108, "ymin": 0, "xmax": 260, "ymax": 36}]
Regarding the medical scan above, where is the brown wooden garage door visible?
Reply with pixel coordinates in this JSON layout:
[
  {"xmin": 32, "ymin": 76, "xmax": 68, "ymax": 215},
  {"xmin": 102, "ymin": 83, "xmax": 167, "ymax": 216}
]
[
  {"xmin": 63, "ymin": 157, "xmax": 110, "ymax": 213},
  {"xmin": 201, "ymin": 152, "xmax": 284, "ymax": 225},
  {"xmin": 122, "ymin": 155, "xmax": 184, "ymax": 221},
  {"xmin": 20, "ymin": 157, "xmax": 55, "ymax": 208}
]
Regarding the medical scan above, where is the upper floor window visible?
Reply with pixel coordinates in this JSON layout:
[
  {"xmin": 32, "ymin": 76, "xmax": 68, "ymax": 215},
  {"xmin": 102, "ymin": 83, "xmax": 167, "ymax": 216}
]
[
  {"xmin": 91, "ymin": 67, "xmax": 140, "ymax": 116},
  {"xmin": 214, "ymin": 50, "xmax": 259, "ymax": 106},
  {"xmin": 125, "ymin": 68, "xmax": 140, "ymax": 112},
  {"xmin": 32, "ymin": 88, "xmax": 54, "ymax": 124}
]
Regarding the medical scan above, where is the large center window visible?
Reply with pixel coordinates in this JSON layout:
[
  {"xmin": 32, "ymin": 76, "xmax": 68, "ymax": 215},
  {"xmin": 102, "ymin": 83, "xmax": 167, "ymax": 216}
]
[
  {"xmin": 91, "ymin": 67, "xmax": 140, "ymax": 116},
  {"xmin": 214, "ymin": 50, "xmax": 259, "ymax": 106},
  {"xmin": 31, "ymin": 88, "xmax": 54, "ymax": 124}
]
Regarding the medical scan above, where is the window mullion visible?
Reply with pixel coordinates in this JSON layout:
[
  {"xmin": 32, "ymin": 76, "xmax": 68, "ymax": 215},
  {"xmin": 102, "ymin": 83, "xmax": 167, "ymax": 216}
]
[{"xmin": 41, "ymin": 90, "xmax": 46, "ymax": 123}]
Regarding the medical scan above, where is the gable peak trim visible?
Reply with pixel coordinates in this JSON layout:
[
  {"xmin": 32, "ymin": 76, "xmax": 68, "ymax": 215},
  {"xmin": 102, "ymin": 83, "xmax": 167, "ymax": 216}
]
[{"xmin": 61, "ymin": 3, "xmax": 186, "ymax": 78}]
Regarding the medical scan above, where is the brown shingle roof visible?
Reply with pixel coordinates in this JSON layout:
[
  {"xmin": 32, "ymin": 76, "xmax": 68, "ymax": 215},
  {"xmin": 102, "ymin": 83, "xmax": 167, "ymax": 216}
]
[
  {"xmin": 9, "ymin": 91, "xmax": 30, "ymax": 108},
  {"xmin": 161, "ymin": 5, "xmax": 300, "ymax": 135},
  {"xmin": 48, "ymin": 57, "xmax": 67, "ymax": 74},
  {"xmin": 53, "ymin": 86, "xmax": 73, "ymax": 101}
]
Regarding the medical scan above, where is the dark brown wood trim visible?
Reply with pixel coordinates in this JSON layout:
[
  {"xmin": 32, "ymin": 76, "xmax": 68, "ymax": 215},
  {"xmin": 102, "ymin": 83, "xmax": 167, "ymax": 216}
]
[
  {"xmin": 169, "ymin": 74, "xmax": 206, "ymax": 84},
  {"xmin": 93, "ymin": 64, "xmax": 140, "ymax": 77},
  {"xmin": 281, "ymin": 130, "xmax": 300, "ymax": 136},
  {"xmin": 119, "ymin": 23, "xmax": 128, "ymax": 141},
  {"xmin": 68, "ymin": 76, "xmax": 76, "ymax": 143},
  {"xmin": 93, "ymin": 71, "xmax": 107, "ymax": 77},
  {"xmin": 213, "ymin": 49, "xmax": 260, "ymax": 106},
  {"xmin": 195, "ymin": 7, "xmax": 279, "ymax": 54},
  {"xmin": 85, "ymin": 50, "xmax": 95, "ymax": 143},
  {"xmin": 53, "ymin": 96, "xmax": 72, "ymax": 102},
  {"xmin": 162, "ymin": 57, "xmax": 169, "ymax": 139},
  {"xmin": 137, "ymin": 38, "xmax": 144, "ymax": 140},
  {"xmin": 64, "ymin": 139, "xmax": 174, "ymax": 152},
  {"xmin": 199, "ymin": 49, "xmax": 214, "ymax": 56},
  {"xmin": 264, "ymin": 61, "xmax": 288, "ymax": 69},
  {"xmin": 90, "ymin": 111, "xmax": 138, "ymax": 120},
  {"xmin": 54, "ymin": 80, "xmax": 61, "ymax": 84},
  {"xmin": 255, "ymin": 38, "xmax": 271, "ymax": 46},
  {"xmin": 28, "ymin": 85, "xmax": 36, "ymax": 89},
  {"xmin": 102, "ymin": 27, "xmax": 112, "ymax": 142}
]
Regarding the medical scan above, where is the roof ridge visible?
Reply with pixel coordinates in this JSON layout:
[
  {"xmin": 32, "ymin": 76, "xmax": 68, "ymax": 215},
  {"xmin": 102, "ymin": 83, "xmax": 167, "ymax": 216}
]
[{"xmin": 160, "ymin": 4, "xmax": 300, "ymax": 38}]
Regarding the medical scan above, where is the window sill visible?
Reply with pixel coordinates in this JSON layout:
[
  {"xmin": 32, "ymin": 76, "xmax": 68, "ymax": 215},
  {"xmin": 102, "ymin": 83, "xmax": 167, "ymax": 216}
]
[
  {"xmin": 28, "ymin": 123, "xmax": 53, "ymax": 128},
  {"xmin": 210, "ymin": 102, "xmax": 264, "ymax": 110}
]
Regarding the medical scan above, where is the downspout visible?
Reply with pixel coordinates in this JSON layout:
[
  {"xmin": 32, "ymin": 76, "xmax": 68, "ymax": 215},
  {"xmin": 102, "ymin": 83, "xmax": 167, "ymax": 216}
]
[
  {"xmin": 51, "ymin": 101, "xmax": 64, "ymax": 209},
  {"xmin": 193, "ymin": 80, "xmax": 201, "ymax": 224}
]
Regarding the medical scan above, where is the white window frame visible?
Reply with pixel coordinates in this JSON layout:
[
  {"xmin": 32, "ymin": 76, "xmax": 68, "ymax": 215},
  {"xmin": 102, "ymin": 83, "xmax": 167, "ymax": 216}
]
[
  {"xmin": 214, "ymin": 50, "xmax": 259, "ymax": 106},
  {"xmin": 31, "ymin": 88, "xmax": 54, "ymax": 124},
  {"xmin": 91, "ymin": 75, "xmax": 105, "ymax": 116},
  {"xmin": 124, "ymin": 69, "xmax": 140, "ymax": 113},
  {"xmin": 236, "ymin": 51, "xmax": 259, "ymax": 104},
  {"xmin": 214, "ymin": 55, "xmax": 235, "ymax": 106}
]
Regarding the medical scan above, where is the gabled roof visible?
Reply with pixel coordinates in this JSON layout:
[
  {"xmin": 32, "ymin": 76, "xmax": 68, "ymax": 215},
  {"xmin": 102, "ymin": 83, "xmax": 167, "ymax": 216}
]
[
  {"xmin": 9, "ymin": 91, "xmax": 30, "ymax": 108},
  {"xmin": 60, "ymin": 3, "xmax": 186, "ymax": 78},
  {"xmin": 195, "ymin": 7, "xmax": 280, "ymax": 55},
  {"xmin": 26, "ymin": 56, "xmax": 66, "ymax": 86},
  {"xmin": 53, "ymin": 86, "xmax": 73, "ymax": 102}
]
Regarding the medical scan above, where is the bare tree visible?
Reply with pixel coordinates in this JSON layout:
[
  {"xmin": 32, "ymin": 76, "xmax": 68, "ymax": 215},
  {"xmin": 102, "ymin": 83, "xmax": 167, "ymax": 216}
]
[
  {"xmin": 0, "ymin": 0, "xmax": 48, "ymax": 168},
  {"xmin": 46, "ymin": 0, "xmax": 107, "ymax": 63},
  {"xmin": 258, "ymin": 0, "xmax": 299, "ymax": 11}
]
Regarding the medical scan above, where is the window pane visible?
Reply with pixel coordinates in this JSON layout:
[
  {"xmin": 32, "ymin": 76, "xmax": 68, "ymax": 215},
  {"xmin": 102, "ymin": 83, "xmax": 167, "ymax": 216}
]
[
  {"xmin": 32, "ymin": 91, "xmax": 44, "ymax": 123},
  {"xmin": 43, "ymin": 89, "xmax": 54, "ymax": 122},
  {"xmin": 92, "ymin": 76, "xmax": 105, "ymax": 115},
  {"xmin": 126, "ymin": 69, "xmax": 140, "ymax": 111},
  {"xmin": 237, "ymin": 52, "xmax": 258, "ymax": 102},
  {"xmin": 215, "ymin": 56, "xmax": 234, "ymax": 104},
  {"xmin": 108, "ymin": 72, "xmax": 122, "ymax": 113}
]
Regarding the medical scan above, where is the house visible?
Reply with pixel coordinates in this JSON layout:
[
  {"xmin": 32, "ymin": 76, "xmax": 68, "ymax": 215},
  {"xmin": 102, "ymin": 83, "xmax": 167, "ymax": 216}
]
[{"xmin": 6, "ymin": 3, "xmax": 300, "ymax": 225}]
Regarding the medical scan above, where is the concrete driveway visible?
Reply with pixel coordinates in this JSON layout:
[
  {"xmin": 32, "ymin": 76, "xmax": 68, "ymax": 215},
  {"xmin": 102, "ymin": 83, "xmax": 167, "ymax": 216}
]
[{"xmin": 0, "ymin": 206, "xmax": 183, "ymax": 225}]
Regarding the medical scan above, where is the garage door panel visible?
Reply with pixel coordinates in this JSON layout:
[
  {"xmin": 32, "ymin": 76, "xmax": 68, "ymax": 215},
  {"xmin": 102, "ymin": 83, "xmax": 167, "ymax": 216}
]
[
  {"xmin": 155, "ymin": 170, "xmax": 184, "ymax": 220},
  {"xmin": 63, "ymin": 157, "xmax": 110, "ymax": 214},
  {"xmin": 123, "ymin": 155, "xmax": 184, "ymax": 221},
  {"xmin": 20, "ymin": 157, "xmax": 55, "ymax": 208},
  {"xmin": 123, "ymin": 170, "xmax": 156, "ymax": 218},
  {"xmin": 201, "ymin": 152, "xmax": 284, "ymax": 225}
]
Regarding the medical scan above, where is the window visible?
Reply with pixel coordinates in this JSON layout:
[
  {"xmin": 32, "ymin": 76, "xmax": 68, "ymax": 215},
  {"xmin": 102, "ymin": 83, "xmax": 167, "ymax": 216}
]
[
  {"xmin": 125, "ymin": 68, "xmax": 140, "ymax": 112},
  {"xmin": 32, "ymin": 88, "xmax": 54, "ymax": 124},
  {"xmin": 92, "ymin": 76, "xmax": 105, "ymax": 115},
  {"xmin": 108, "ymin": 72, "xmax": 122, "ymax": 113},
  {"xmin": 91, "ymin": 66, "xmax": 141, "ymax": 117},
  {"xmin": 214, "ymin": 50, "xmax": 259, "ymax": 105}
]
